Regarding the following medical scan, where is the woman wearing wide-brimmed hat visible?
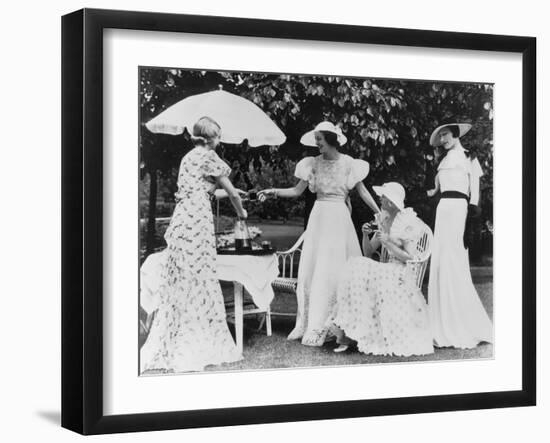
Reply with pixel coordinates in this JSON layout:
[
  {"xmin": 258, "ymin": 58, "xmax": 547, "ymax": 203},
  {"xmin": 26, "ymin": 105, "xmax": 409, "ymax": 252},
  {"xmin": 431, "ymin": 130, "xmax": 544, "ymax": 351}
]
[
  {"xmin": 328, "ymin": 182, "xmax": 434, "ymax": 356},
  {"xmin": 426, "ymin": 123, "xmax": 493, "ymax": 349},
  {"xmin": 258, "ymin": 121, "xmax": 381, "ymax": 347}
]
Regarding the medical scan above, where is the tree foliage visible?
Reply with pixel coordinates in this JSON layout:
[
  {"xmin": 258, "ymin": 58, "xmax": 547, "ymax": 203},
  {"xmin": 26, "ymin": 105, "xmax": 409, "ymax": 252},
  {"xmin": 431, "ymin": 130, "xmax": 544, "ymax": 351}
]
[{"xmin": 140, "ymin": 68, "xmax": 493, "ymax": 256}]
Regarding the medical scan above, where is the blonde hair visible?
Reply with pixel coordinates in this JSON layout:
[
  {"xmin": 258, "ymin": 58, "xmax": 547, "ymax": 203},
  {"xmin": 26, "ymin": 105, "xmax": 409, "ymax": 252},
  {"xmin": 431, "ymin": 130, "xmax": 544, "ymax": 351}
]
[{"xmin": 191, "ymin": 116, "xmax": 221, "ymax": 146}]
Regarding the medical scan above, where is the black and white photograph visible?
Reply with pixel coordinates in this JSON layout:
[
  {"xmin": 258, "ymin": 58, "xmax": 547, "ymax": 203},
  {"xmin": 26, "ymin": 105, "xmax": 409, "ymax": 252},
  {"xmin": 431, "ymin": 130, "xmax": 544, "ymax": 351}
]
[
  {"xmin": 1, "ymin": 0, "xmax": 546, "ymax": 439},
  {"xmin": 138, "ymin": 67, "xmax": 494, "ymax": 375}
]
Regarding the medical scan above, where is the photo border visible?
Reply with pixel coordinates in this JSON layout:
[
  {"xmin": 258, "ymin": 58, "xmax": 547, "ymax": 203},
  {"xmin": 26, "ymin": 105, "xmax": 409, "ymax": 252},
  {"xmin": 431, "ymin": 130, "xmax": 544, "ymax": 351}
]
[{"xmin": 61, "ymin": 8, "xmax": 536, "ymax": 435}]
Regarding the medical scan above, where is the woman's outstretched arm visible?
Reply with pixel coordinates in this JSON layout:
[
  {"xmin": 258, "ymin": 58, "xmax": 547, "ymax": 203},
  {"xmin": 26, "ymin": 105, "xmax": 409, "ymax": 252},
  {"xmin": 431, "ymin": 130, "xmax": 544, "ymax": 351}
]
[
  {"xmin": 216, "ymin": 175, "xmax": 247, "ymax": 218},
  {"xmin": 213, "ymin": 188, "xmax": 247, "ymax": 200},
  {"xmin": 258, "ymin": 180, "xmax": 308, "ymax": 200}
]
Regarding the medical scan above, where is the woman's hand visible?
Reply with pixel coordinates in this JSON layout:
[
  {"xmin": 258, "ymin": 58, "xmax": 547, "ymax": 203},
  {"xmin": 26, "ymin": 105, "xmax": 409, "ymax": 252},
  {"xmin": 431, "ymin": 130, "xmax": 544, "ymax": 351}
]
[
  {"xmin": 257, "ymin": 189, "xmax": 277, "ymax": 202},
  {"xmin": 372, "ymin": 231, "xmax": 387, "ymax": 244},
  {"xmin": 234, "ymin": 188, "xmax": 247, "ymax": 200},
  {"xmin": 362, "ymin": 222, "xmax": 376, "ymax": 235},
  {"xmin": 238, "ymin": 209, "xmax": 248, "ymax": 220},
  {"xmin": 427, "ymin": 189, "xmax": 437, "ymax": 198}
]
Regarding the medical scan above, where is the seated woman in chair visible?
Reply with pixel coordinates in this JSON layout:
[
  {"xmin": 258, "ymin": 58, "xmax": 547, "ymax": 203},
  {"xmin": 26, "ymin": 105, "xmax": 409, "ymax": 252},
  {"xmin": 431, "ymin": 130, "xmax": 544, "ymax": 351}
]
[{"xmin": 329, "ymin": 182, "xmax": 434, "ymax": 357}]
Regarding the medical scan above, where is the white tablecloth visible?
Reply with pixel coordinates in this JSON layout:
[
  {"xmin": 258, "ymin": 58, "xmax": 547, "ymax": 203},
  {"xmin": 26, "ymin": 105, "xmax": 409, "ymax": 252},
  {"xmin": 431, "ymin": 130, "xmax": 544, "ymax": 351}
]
[
  {"xmin": 140, "ymin": 250, "xmax": 279, "ymax": 313},
  {"xmin": 217, "ymin": 254, "xmax": 279, "ymax": 310}
]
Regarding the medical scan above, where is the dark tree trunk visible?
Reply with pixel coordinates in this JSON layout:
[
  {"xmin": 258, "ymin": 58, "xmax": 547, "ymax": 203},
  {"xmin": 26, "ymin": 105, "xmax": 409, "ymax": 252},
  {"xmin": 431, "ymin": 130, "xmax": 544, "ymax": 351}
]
[{"xmin": 146, "ymin": 167, "xmax": 158, "ymax": 255}]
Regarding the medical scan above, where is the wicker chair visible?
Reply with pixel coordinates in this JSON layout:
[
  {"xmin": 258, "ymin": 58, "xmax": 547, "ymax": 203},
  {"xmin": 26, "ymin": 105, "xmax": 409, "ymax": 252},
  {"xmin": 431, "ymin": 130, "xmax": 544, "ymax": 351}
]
[
  {"xmin": 266, "ymin": 223, "xmax": 432, "ymax": 324},
  {"xmin": 379, "ymin": 223, "xmax": 434, "ymax": 290},
  {"xmin": 267, "ymin": 232, "xmax": 306, "ymax": 319}
]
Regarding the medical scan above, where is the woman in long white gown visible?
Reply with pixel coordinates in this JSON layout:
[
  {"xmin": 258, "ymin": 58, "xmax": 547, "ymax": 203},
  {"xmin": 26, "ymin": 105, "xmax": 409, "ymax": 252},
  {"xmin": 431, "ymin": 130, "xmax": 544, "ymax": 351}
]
[
  {"xmin": 258, "ymin": 121, "xmax": 380, "ymax": 346},
  {"xmin": 426, "ymin": 123, "xmax": 493, "ymax": 349}
]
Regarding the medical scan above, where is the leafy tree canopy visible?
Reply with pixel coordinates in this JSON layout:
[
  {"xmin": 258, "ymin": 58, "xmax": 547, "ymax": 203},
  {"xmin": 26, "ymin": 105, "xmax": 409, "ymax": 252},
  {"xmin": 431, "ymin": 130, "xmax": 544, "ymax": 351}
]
[{"xmin": 140, "ymin": 68, "xmax": 493, "ymax": 254}]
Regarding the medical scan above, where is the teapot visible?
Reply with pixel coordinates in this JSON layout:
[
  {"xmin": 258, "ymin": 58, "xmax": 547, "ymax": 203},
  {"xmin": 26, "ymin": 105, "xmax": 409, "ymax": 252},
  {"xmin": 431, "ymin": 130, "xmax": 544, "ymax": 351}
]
[{"xmin": 234, "ymin": 218, "xmax": 252, "ymax": 252}]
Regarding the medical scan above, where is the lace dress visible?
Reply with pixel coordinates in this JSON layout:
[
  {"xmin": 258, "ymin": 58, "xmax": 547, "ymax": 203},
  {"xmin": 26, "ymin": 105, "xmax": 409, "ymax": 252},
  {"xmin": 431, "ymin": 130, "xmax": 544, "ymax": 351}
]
[
  {"xmin": 332, "ymin": 209, "xmax": 434, "ymax": 356},
  {"xmin": 289, "ymin": 154, "xmax": 369, "ymax": 346},
  {"xmin": 140, "ymin": 146, "xmax": 242, "ymax": 373}
]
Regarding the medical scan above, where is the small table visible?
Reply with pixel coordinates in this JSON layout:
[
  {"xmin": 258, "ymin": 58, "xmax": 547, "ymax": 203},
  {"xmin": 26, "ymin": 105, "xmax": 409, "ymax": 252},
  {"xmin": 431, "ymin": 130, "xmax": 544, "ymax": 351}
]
[
  {"xmin": 216, "ymin": 253, "xmax": 279, "ymax": 353},
  {"xmin": 140, "ymin": 250, "xmax": 279, "ymax": 354}
]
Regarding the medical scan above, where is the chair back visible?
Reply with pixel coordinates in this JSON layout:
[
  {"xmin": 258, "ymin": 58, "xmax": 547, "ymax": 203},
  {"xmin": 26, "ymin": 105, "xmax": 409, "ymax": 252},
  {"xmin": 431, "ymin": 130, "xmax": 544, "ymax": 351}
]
[
  {"xmin": 277, "ymin": 232, "xmax": 305, "ymax": 278},
  {"xmin": 410, "ymin": 224, "xmax": 433, "ymax": 289},
  {"xmin": 380, "ymin": 223, "xmax": 433, "ymax": 289}
]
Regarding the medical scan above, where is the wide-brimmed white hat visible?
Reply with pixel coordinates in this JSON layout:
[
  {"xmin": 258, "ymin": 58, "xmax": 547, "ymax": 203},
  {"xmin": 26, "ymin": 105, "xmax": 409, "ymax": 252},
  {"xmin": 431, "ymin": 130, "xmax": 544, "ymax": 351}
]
[
  {"xmin": 429, "ymin": 123, "xmax": 472, "ymax": 147},
  {"xmin": 373, "ymin": 182, "xmax": 406, "ymax": 210},
  {"xmin": 300, "ymin": 121, "xmax": 348, "ymax": 147}
]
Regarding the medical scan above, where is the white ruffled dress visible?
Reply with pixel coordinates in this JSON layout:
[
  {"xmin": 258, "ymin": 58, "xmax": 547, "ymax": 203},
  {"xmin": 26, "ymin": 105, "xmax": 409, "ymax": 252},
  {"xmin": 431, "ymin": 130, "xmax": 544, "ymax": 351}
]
[
  {"xmin": 332, "ymin": 208, "xmax": 434, "ymax": 356},
  {"xmin": 289, "ymin": 154, "xmax": 370, "ymax": 346}
]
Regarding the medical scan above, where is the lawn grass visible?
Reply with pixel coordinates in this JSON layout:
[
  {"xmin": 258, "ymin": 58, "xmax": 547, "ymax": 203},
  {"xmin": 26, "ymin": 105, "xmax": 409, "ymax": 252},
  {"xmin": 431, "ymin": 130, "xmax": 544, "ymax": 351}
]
[
  {"xmin": 208, "ymin": 277, "xmax": 493, "ymax": 373},
  {"xmin": 141, "ymin": 219, "xmax": 493, "ymax": 374}
]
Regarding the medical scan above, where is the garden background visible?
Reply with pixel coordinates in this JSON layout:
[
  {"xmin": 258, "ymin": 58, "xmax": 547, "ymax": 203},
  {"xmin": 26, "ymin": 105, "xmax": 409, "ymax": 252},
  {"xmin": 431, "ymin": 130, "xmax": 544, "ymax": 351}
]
[{"xmin": 139, "ymin": 68, "xmax": 494, "ymax": 264}]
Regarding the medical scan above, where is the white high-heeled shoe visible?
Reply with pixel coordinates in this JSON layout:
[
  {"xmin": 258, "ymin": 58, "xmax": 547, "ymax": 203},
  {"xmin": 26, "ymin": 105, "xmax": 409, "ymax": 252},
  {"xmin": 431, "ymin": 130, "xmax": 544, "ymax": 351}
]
[{"xmin": 333, "ymin": 344, "xmax": 349, "ymax": 353}]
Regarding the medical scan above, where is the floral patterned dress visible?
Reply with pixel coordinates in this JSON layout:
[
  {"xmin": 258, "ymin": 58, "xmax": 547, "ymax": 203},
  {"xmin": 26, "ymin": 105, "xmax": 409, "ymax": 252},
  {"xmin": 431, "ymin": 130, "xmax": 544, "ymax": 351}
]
[
  {"xmin": 331, "ymin": 208, "xmax": 434, "ymax": 356},
  {"xmin": 140, "ymin": 146, "xmax": 242, "ymax": 373},
  {"xmin": 289, "ymin": 154, "xmax": 370, "ymax": 346}
]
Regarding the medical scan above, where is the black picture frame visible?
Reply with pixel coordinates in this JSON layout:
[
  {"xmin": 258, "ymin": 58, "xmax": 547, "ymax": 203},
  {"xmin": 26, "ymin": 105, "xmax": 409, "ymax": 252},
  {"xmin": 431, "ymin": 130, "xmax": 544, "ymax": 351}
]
[{"xmin": 61, "ymin": 8, "xmax": 536, "ymax": 435}]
